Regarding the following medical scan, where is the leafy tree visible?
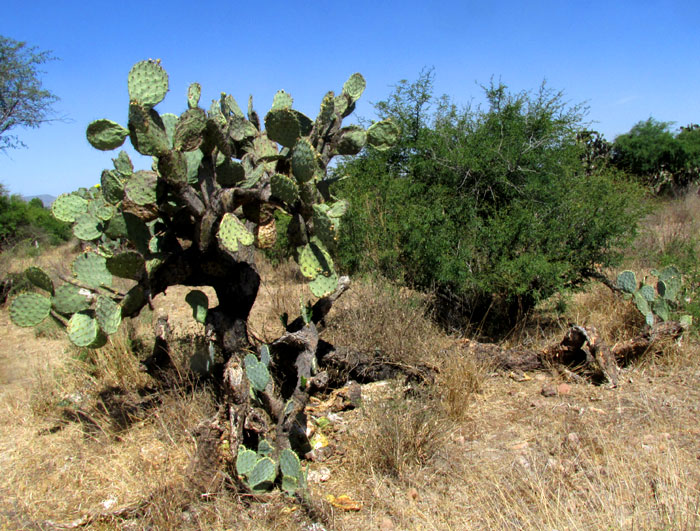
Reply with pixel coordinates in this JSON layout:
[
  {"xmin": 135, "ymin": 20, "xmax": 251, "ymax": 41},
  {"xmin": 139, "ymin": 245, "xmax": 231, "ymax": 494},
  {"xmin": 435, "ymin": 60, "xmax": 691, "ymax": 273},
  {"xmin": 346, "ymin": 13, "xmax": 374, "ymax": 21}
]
[
  {"xmin": 0, "ymin": 184, "xmax": 70, "ymax": 248},
  {"xmin": 335, "ymin": 75, "xmax": 645, "ymax": 327},
  {"xmin": 0, "ymin": 35, "xmax": 59, "ymax": 151}
]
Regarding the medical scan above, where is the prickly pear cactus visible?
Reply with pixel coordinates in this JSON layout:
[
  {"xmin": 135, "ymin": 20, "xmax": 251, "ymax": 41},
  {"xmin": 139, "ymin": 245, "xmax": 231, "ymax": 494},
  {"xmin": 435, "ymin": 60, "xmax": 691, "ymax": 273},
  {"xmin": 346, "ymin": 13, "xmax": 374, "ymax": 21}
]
[{"xmin": 8, "ymin": 59, "xmax": 398, "ymax": 496}]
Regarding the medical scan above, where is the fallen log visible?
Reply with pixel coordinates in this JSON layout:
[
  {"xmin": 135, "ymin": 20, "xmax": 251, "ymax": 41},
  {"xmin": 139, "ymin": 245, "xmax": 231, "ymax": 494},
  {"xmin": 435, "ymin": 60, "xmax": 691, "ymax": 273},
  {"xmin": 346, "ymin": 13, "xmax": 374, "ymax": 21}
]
[{"xmin": 464, "ymin": 321, "xmax": 684, "ymax": 386}]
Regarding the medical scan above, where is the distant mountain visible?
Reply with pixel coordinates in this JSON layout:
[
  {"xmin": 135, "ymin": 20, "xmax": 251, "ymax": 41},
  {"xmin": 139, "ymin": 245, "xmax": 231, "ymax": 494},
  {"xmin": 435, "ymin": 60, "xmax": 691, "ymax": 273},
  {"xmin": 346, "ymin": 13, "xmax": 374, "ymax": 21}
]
[{"xmin": 22, "ymin": 194, "xmax": 57, "ymax": 207}]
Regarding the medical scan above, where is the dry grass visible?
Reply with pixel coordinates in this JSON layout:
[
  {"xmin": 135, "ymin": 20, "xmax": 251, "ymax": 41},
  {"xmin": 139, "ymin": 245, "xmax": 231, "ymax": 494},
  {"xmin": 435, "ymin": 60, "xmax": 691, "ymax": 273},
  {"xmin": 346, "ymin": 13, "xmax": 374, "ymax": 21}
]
[{"xmin": 1, "ymin": 195, "xmax": 700, "ymax": 529}]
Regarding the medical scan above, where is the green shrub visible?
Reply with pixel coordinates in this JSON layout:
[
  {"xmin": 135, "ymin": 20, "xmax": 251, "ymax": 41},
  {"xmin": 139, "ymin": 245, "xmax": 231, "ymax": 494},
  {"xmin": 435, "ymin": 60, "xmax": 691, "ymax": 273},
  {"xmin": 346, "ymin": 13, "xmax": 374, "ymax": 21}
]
[
  {"xmin": 335, "ymin": 73, "xmax": 646, "ymax": 328},
  {"xmin": 0, "ymin": 187, "xmax": 71, "ymax": 249}
]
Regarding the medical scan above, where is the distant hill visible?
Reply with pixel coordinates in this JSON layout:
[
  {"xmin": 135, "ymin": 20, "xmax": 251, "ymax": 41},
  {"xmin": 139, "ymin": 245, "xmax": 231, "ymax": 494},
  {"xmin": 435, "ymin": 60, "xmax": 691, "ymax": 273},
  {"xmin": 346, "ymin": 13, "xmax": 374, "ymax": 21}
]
[{"xmin": 22, "ymin": 194, "xmax": 57, "ymax": 207}]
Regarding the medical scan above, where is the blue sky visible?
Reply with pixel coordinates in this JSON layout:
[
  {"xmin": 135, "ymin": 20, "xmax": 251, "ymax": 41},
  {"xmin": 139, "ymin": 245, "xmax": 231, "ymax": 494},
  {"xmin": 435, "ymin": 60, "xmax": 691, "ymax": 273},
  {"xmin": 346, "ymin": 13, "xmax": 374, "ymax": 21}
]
[{"xmin": 1, "ymin": 0, "xmax": 699, "ymax": 197}]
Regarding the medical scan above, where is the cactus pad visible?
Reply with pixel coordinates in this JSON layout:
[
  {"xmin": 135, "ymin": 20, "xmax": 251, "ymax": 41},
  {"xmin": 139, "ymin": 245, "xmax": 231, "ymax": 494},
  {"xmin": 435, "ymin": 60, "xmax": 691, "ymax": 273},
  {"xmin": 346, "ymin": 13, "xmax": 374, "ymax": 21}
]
[
  {"xmin": 128, "ymin": 104, "xmax": 170, "ymax": 156},
  {"xmin": 298, "ymin": 240, "xmax": 334, "ymax": 280},
  {"xmin": 9, "ymin": 293, "xmax": 52, "ymax": 327},
  {"xmin": 245, "ymin": 353, "xmax": 270, "ymax": 392},
  {"xmin": 639, "ymin": 284, "xmax": 656, "ymax": 302},
  {"xmin": 248, "ymin": 457, "xmax": 276, "ymax": 489},
  {"xmin": 272, "ymin": 89, "xmax": 293, "ymax": 111},
  {"xmin": 221, "ymin": 93, "xmax": 244, "ymax": 117},
  {"xmin": 95, "ymin": 296, "xmax": 122, "ymax": 335},
  {"xmin": 270, "ymin": 174, "xmax": 299, "ymax": 205},
  {"xmin": 616, "ymin": 271, "xmax": 637, "ymax": 294},
  {"xmin": 342, "ymin": 73, "xmax": 366, "ymax": 103},
  {"xmin": 236, "ymin": 447, "xmax": 257, "ymax": 476},
  {"xmin": 185, "ymin": 290, "xmax": 208, "ymax": 324},
  {"xmin": 367, "ymin": 119, "xmax": 401, "ymax": 150},
  {"xmin": 52, "ymin": 284, "xmax": 92, "ymax": 315},
  {"xmin": 120, "ymin": 285, "xmax": 146, "ymax": 317},
  {"xmin": 67, "ymin": 311, "xmax": 100, "ymax": 347},
  {"xmin": 336, "ymin": 126, "xmax": 367, "ymax": 155},
  {"xmin": 106, "ymin": 251, "xmax": 145, "ymax": 280},
  {"xmin": 279, "ymin": 448, "xmax": 301, "ymax": 478},
  {"xmin": 72, "ymin": 252, "xmax": 113, "ymax": 289},
  {"xmin": 73, "ymin": 213, "xmax": 103, "ymax": 241},
  {"xmin": 217, "ymin": 213, "xmax": 254, "ymax": 253},
  {"xmin": 100, "ymin": 170, "xmax": 125, "ymax": 204},
  {"xmin": 309, "ymin": 271, "xmax": 339, "ymax": 298},
  {"xmin": 652, "ymin": 298, "xmax": 670, "ymax": 321},
  {"xmin": 52, "ymin": 193, "xmax": 88, "ymax": 223},
  {"xmin": 257, "ymin": 439, "xmax": 274, "ymax": 456},
  {"xmin": 281, "ymin": 475, "xmax": 299, "ymax": 495},
  {"xmin": 174, "ymin": 108, "xmax": 207, "ymax": 152},
  {"xmin": 25, "ymin": 267, "xmax": 54, "ymax": 294},
  {"xmin": 264, "ymin": 108, "xmax": 300, "ymax": 148},
  {"xmin": 86, "ymin": 119, "xmax": 129, "ymax": 151},
  {"xmin": 128, "ymin": 60, "xmax": 169, "ymax": 108},
  {"xmin": 187, "ymin": 82, "xmax": 201, "ymax": 109},
  {"xmin": 291, "ymin": 138, "xmax": 318, "ymax": 183},
  {"xmin": 125, "ymin": 171, "xmax": 158, "ymax": 206}
]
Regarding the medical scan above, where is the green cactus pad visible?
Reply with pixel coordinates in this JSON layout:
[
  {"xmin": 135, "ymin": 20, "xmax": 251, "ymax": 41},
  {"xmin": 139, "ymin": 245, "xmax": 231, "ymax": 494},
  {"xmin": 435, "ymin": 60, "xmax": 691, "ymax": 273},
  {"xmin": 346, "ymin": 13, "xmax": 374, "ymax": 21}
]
[
  {"xmin": 25, "ymin": 267, "xmax": 54, "ymax": 294},
  {"xmin": 260, "ymin": 344, "xmax": 271, "ymax": 367},
  {"xmin": 112, "ymin": 150, "xmax": 133, "ymax": 176},
  {"xmin": 291, "ymin": 138, "xmax": 318, "ymax": 183},
  {"xmin": 316, "ymin": 91, "xmax": 336, "ymax": 129},
  {"xmin": 270, "ymin": 173, "xmax": 300, "ymax": 205},
  {"xmin": 367, "ymin": 119, "xmax": 401, "ymax": 150},
  {"xmin": 221, "ymin": 93, "xmax": 244, "ymax": 117},
  {"xmin": 281, "ymin": 475, "xmax": 299, "ymax": 495},
  {"xmin": 187, "ymin": 82, "xmax": 201, "ymax": 109},
  {"xmin": 245, "ymin": 353, "xmax": 270, "ymax": 392},
  {"xmin": 125, "ymin": 171, "xmax": 158, "ymax": 206},
  {"xmin": 215, "ymin": 158, "xmax": 245, "ymax": 187},
  {"xmin": 87, "ymin": 197, "xmax": 115, "ymax": 222},
  {"xmin": 616, "ymin": 271, "xmax": 637, "ymax": 294},
  {"xmin": 309, "ymin": 271, "xmax": 339, "ymax": 298},
  {"xmin": 248, "ymin": 457, "xmax": 276, "ymax": 489},
  {"xmin": 655, "ymin": 265, "xmax": 680, "ymax": 282},
  {"xmin": 100, "ymin": 170, "xmax": 125, "ymax": 204},
  {"xmin": 95, "ymin": 296, "xmax": 122, "ymax": 335},
  {"xmin": 173, "ymin": 108, "xmax": 207, "ymax": 152},
  {"xmin": 298, "ymin": 240, "xmax": 334, "ymax": 280},
  {"xmin": 73, "ymin": 213, "xmax": 103, "ymax": 241},
  {"xmin": 128, "ymin": 104, "xmax": 171, "ymax": 157},
  {"xmin": 158, "ymin": 150, "xmax": 188, "ymax": 184},
  {"xmin": 86, "ymin": 119, "xmax": 129, "ymax": 151},
  {"xmin": 313, "ymin": 204, "xmax": 338, "ymax": 250},
  {"xmin": 327, "ymin": 200, "xmax": 348, "ymax": 218},
  {"xmin": 279, "ymin": 448, "xmax": 301, "ymax": 478},
  {"xmin": 652, "ymin": 298, "xmax": 670, "ymax": 321},
  {"xmin": 67, "ymin": 311, "xmax": 100, "ymax": 347},
  {"xmin": 342, "ymin": 73, "xmax": 366, "ymax": 103},
  {"xmin": 51, "ymin": 193, "xmax": 88, "ymax": 223},
  {"xmin": 680, "ymin": 314, "xmax": 693, "ymax": 328},
  {"xmin": 251, "ymin": 134, "xmax": 279, "ymax": 162},
  {"xmin": 106, "ymin": 251, "xmax": 145, "ymax": 280},
  {"xmin": 217, "ymin": 213, "xmax": 254, "ymax": 253},
  {"xmin": 185, "ymin": 290, "xmax": 208, "ymax": 324},
  {"xmin": 160, "ymin": 113, "xmax": 178, "ymax": 148},
  {"xmin": 257, "ymin": 439, "xmax": 274, "ymax": 456},
  {"xmin": 103, "ymin": 213, "xmax": 126, "ymax": 240},
  {"xmin": 9, "ymin": 293, "xmax": 52, "ymax": 327},
  {"xmin": 334, "ymin": 93, "xmax": 350, "ymax": 118},
  {"xmin": 633, "ymin": 290, "xmax": 650, "ymax": 316},
  {"xmin": 292, "ymin": 111, "xmax": 313, "ymax": 137},
  {"xmin": 52, "ymin": 284, "xmax": 92, "ymax": 315},
  {"xmin": 72, "ymin": 252, "xmax": 112, "ymax": 289},
  {"xmin": 228, "ymin": 115, "xmax": 258, "ymax": 142},
  {"xmin": 272, "ymin": 89, "xmax": 293, "ymax": 111},
  {"xmin": 264, "ymin": 108, "xmax": 300, "ymax": 148},
  {"xmin": 128, "ymin": 60, "xmax": 169, "ymax": 108},
  {"xmin": 639, "ymin": 284, "xmax": 656, "ymax": 302},
  {"xmin": 120, "ymin": 285, "xmax": 146, "ymax": 317},
  {"xmin": 336, "ymin": 126, "xmax": 367, "ymax": 155},
  {"xmin": 185, "ymin": 150, "xmax": 203, "ymax": 184},
  {"xmin": 236, "ymin": 447, "xmax": 257, "ymax": 476}
]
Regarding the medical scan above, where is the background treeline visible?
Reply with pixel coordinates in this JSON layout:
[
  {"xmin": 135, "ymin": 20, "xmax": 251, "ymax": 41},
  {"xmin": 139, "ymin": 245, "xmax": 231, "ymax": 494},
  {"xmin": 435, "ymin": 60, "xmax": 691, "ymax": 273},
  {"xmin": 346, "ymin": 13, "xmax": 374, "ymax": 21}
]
[
  {"xmin": 330, "ymin": 72, "xmax": 679, "ymax": 329},
  {"xmin": 0, "ymin": 185, "xmax": 70, "ymax": 250}
]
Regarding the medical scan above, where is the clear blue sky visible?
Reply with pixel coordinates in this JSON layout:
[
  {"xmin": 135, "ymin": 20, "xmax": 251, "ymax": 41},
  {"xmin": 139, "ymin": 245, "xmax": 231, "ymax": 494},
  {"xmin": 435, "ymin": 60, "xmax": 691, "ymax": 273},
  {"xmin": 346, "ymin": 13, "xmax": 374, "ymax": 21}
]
[{"xmin": 2, "ymin": 0, "xmax": 699, "ymax": 197}]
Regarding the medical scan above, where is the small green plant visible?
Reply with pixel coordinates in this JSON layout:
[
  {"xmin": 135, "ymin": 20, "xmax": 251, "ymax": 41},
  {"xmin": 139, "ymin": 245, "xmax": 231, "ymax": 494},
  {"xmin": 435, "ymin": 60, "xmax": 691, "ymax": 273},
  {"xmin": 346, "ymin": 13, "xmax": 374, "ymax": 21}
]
[
  {"xmin": 616, "ymin": 266, "xmax": 692, "ymax": 327},
  {"xmin": 236, "ymin": 443, "xmax": 307, "ymax": 495}
]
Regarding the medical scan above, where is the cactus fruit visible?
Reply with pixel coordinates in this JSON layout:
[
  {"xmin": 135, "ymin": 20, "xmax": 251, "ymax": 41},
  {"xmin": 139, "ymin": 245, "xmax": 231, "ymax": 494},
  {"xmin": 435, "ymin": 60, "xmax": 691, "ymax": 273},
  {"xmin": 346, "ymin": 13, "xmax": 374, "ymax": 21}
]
[
  {"xmin": 9, "ymin": 292, "xmax": 52, "ymax": 327},
  {"xmin": 127, "ymin": 60, "xmax": 169, "ymax": 108},
  {"xmin": 86, "ymin": 119, "xmax": 129, "ymax": 151}
]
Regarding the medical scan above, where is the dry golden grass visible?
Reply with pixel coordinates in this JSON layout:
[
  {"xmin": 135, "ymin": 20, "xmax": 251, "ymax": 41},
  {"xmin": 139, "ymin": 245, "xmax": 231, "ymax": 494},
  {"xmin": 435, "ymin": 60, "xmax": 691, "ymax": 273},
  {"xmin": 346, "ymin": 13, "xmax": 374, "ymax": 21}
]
[{"xmin": 1, "ymin": 196, "xmax": 700, "ymax": 529}]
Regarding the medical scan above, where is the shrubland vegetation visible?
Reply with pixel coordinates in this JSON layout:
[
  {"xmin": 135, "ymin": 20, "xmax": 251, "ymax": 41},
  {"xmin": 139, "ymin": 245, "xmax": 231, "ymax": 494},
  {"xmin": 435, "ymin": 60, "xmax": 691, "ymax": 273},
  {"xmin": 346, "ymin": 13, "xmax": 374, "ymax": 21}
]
[
  {"xmin": 335, "ymin": 71, "xmax": 646, "ymax": 328},
  {"xmin": 1, "ymin": 61, "xmax": 699, "ymax": 530},
  {"xmin": 0, "ymin": 186, "xmax": 69, "ymax": 249}
]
